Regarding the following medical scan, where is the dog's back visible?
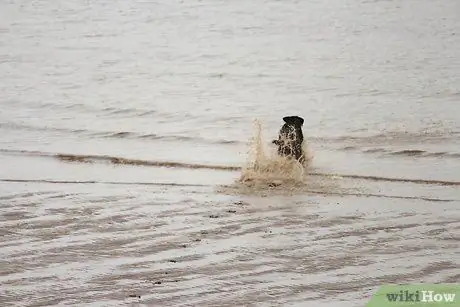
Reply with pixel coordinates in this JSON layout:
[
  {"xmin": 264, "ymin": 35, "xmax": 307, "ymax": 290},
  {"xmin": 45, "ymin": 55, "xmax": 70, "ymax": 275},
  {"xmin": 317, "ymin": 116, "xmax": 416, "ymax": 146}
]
[{"xmin": 273, "ymin": 116, "xmax": 304, "ymax": 161}]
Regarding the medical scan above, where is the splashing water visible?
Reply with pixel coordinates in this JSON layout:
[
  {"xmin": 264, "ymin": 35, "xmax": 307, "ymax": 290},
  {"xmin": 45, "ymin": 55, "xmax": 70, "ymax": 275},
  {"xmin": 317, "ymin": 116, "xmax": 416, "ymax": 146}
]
[
  {"xmin": 218, "ymin": 119, "xmax": 350, "ymax": 196},
  {"xmin": 238, "ymin": 119, "xmax": 313, "ymax": 188}
]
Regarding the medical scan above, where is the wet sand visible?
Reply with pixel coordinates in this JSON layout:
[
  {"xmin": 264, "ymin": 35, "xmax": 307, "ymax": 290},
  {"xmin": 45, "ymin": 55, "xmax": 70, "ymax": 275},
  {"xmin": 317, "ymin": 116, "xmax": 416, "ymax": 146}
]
[{"xmin": 1, "ymin": 153, "xmax": 459, "ymax": 306}]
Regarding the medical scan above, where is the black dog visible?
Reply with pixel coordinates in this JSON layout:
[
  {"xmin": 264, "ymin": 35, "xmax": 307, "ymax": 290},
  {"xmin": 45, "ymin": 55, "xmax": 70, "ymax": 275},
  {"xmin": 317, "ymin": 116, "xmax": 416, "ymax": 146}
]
[{"xmin": 272, "ymin": 116, "xmax": 305, "ymax": 162}]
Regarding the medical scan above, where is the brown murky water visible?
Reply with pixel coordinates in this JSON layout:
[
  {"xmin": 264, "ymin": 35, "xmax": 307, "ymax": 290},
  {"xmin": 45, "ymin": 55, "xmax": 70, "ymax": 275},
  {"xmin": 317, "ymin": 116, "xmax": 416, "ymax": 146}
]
[{"xmin": 1, "ymin": 0, "xmax": 460, "ymax": 306}]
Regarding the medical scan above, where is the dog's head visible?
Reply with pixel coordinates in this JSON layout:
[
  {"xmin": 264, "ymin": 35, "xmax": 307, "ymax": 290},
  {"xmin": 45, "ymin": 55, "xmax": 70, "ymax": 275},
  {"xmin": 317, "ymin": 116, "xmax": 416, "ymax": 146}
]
[{"xmin": 283, "ymin": 116, "xmax": 304, "ymax": 127}]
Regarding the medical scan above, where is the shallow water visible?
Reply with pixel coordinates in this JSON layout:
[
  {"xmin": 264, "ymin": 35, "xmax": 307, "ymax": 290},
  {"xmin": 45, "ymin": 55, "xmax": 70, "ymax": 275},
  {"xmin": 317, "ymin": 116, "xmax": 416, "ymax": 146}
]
[{"xmin": 1, "ymin": 0, "xmax": 459, "ymax": 306}]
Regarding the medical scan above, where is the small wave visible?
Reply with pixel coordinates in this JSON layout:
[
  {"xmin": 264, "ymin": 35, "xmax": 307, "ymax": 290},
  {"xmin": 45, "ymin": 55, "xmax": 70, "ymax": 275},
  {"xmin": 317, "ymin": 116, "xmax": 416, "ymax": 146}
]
[
  {"xmin": 55, "ymin": 154, "xmax": 241, "ymax": 171},
  {"xmin": 0, "ymin": 122, "xmax": 91, "ymax": 135},
  {"xmin": 63, "ymin": 103, "xmax": 90, "ymax": 111},
  {"xmin": 7, "ymin": 101, "xmax": 159, "ymax": 119},
  {"xmin": 338, "ymin": 146, "xmax": 460, "ymax": 159},
  {"xmin": 0, "ymin": 149, "xmax": 240, "ymax": 171},
  {"xmin": 100, "ymin": 107, "xmax": 161, "ymax": 118},
  {"xmin": 99, "ymin": 131, "xmax": 240, "ymax": 144},
  {"xmin": 313, "ymin": 130, "xmax": 460, "ymax": 145},
  {"xmin": 2, "ymin": 148, "xmax": 459, "ymax": 187},
  {"xmin": 103, "ymin": 131, "xmax": 139, "ymax": 139},
  {"xmin": 430, "ymin": 152, "xmax": 460, "ymax": 158},
  {"xmin": 137, "ymin": 110, "xmax": 156, "ymax": 117},
  {"xmin": 387, "ymin": 149, "xmax": 460, "ymax": 158},
  {"xmin": 363, "ymin": 148, "xmax": 387, "ymax": 153},
  {"xmin": 309, "ymin": 172, "xmax": 460, "ymax": 187},
  {"xmin": 102, "ymin": 107, "xmax": 141, "ymax": 115},
  {"xmin": 138, "ymin": 133, "xmax": 160, "ymax": 139},
  {"xmin": 423, "ymin": 152, "xmax": 460, "ymax": 158},
  {"xmin": 0, "ymin": 122, "xmax": 241, "ymax": 145},
  {"xmin": 0, "ymin": 178, "xmax": 211, "ymax": 187},
  {"xmin": 87, "ymin": 130, "xmax": 160, "ymax": 140},
  {"xmin": 390, "ymin": 149, "xmax": 427, "ymax": 156}
]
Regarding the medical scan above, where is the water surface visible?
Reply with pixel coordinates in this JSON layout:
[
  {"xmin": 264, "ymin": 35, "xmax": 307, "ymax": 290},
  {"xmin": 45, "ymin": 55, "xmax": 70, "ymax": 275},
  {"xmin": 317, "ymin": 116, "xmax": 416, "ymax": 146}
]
[{"xmin": 1, "ymin": 0, "xmax": 459, "ymax": 306}]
